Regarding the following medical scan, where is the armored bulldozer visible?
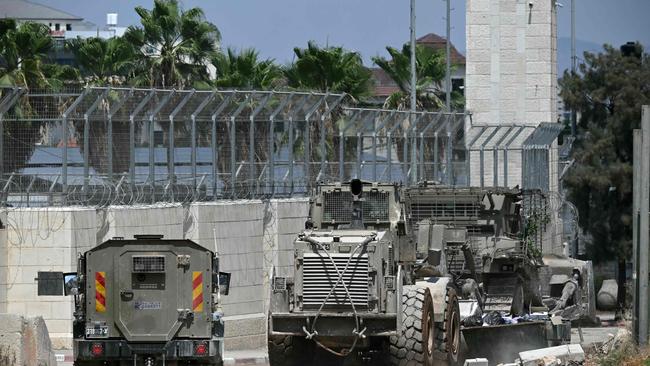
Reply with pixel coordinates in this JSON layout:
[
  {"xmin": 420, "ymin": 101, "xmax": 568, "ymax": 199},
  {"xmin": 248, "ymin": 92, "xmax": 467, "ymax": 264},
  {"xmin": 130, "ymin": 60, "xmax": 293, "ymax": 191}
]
[
  {"xmin": 37, "ymin": 235, "xmax": 231, "ymax": 366},
  {"xmin": 268, "ymin": 180, "xmax": 464, "ymax": 366},
  {"xmin": 402, "ymin": 183, "xmax": 545, "ymax": 317}
]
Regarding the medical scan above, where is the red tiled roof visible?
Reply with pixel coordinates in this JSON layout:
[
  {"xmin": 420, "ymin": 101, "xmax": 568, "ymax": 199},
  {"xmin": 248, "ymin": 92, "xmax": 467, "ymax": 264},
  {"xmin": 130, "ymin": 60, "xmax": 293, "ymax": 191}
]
[
  {"xmin": 371, "ymin": 68, "xmax": 401, "ymax": 97},
  {"xmin": 417, "ymin": 33, "xmax": 466, "ymax": 65}
]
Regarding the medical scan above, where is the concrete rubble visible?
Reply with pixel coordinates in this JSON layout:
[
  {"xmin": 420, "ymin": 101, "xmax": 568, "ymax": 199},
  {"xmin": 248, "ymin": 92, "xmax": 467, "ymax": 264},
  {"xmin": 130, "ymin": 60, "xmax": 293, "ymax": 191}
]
[
  {"xmin": 0, "ymin": 313, "xmax": 57, "ymax": 366},
  {"xmin": 518, "ymin": 344, "xmax": 585, "ymax": 366}
]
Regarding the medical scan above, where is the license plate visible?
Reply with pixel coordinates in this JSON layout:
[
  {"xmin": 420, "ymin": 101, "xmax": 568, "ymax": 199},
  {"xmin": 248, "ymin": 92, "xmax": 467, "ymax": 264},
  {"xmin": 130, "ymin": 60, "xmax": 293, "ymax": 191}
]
[
  {"xmin": 134, "ymin": 301, "xmax": 162, "ymax": 310},
  {"xmin": 85, "ymin": 326, "xmax": 108, "ymax": 338}
]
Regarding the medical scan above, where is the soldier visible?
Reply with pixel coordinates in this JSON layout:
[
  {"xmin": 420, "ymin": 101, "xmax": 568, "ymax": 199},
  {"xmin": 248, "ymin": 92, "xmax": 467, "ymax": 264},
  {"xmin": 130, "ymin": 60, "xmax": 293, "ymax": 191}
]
[{"xmin": 552, "ymin": 268, "xmax": 582, "ymax": 312}]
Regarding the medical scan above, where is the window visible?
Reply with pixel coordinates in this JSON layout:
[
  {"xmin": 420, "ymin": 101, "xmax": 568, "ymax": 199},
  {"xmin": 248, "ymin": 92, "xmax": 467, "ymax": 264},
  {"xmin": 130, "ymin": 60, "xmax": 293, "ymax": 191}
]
[
  {"xmin": 65, "ymin": 24, "xmax": 71, "ymax": 31},
  {"xmin": 55, "ymin": 23, "xmax": 60, "ymax": 31},
  {"xmin": 452, "ymin": 78, "xmax": 464, "ymax": 93}
]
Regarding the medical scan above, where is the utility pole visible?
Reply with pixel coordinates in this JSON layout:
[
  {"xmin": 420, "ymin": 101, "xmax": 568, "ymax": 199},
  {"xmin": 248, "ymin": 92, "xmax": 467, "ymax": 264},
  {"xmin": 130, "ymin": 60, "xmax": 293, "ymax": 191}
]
[
  {"xmin": 410, "ymin": 0, "xmax": 417, "ymax": 115},
  {"xmin": 445, "ymin": 0, "xmax": 452, "ymax": 111},
  {"xmin": 409, "ymin": 0, "xmax": 417, "ymax": 184},
  {"xmin": 634, "ymin": 105, "xmax": 650, "ymax": 345},
  {"xmin": 570, "ymin": 0, "xmax": 577, "ymax": 136}
]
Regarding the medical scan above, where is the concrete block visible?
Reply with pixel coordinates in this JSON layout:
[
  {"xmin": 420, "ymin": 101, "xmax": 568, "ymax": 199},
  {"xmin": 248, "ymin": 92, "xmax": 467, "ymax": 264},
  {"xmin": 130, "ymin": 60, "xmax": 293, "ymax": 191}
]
[
  {"xmin": 464, "ymin": 358, "xmax": 488, "ymax": 366},
  {"xmin": 519, "ymin": 344, "xmax": 584, "ymax": 366},
  {"xmin": 597, "ymin": 279, "xmax": 618, "ymax": 310}
]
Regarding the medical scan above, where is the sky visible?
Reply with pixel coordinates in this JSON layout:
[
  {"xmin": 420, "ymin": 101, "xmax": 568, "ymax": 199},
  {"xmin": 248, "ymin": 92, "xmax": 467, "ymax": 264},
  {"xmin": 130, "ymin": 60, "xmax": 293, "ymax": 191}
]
[{"xmin": 32, "ymin": 0, "xmax": 650, "ymax": 71}]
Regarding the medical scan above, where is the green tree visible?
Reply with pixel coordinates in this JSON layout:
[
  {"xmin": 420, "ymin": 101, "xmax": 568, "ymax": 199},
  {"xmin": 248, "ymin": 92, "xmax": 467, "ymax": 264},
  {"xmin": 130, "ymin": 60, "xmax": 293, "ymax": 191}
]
[
  {"xmin": 372, "ymin": 43, "xmax": 462, "ymax": 111},
  {"xmin": 0, "ymin": 20, "xmax": 79, "ymax": 176},
  {"xmin": 284, "ymin": 41, "xmax": 372, "ymax": 178},
  {"xmin": 212, "ymin": 48, "xmax": 282, "ymax": 89},
  {"xmin": 560, "ymin": 43, "xmax": 650, "ymax": 304},
  {"xmin": 66, "ymin": 36, "xmax": 137, "ymax": 85},
  {"xmin": 0, "ymin": 20, "xmax": 75, "ymax": 88},
  {"xmin": 285, "ymin": 41, "xmax": 372, "ymax": 100},
  {"xmin": 124, "ymin": 0, "xmax": 221, "ymax": 88}
]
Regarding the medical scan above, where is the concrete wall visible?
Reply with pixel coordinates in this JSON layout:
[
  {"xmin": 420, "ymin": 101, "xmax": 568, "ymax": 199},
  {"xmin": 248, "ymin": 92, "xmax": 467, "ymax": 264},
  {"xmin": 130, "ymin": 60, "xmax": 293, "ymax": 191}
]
[
  {"xmin": 0, "ymin": 199, "xmax": 310, "ymax": 351},
  {"xmin": 466, "ymin": 0, "xmax": 558, "ymax": 126}
]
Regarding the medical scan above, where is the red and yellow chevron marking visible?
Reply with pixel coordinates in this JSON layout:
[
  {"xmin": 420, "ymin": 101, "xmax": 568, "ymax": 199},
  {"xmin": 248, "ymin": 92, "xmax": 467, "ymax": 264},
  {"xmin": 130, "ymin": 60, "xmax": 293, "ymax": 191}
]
[
  {"xmin": 95, "ymin": 272, "xmax": 106, "ymax": 313},
  {"xmin": 192, "ymin": 271, "xmax": 203, "ymax": 312}
]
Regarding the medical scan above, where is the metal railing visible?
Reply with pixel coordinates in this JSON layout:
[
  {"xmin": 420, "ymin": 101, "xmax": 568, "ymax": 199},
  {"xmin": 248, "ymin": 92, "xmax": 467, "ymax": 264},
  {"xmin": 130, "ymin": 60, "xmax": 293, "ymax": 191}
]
[{"xmin": 0, "ymin": 86, "xmax": 469, "ymax": 206}]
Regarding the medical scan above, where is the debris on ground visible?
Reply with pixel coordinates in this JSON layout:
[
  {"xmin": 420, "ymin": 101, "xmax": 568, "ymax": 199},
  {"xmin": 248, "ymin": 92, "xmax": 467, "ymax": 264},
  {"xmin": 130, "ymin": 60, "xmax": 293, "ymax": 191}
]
[{"xmin": 518, "ymin": 344, "xmax": 585, "ymax": 366}]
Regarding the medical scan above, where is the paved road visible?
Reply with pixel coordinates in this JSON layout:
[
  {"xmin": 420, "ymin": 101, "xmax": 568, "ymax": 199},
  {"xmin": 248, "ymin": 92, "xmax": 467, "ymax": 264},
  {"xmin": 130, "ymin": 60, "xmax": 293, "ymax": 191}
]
[{"xmin": 55, "ymin": 348, "xmax": 269, "ymax": 366}]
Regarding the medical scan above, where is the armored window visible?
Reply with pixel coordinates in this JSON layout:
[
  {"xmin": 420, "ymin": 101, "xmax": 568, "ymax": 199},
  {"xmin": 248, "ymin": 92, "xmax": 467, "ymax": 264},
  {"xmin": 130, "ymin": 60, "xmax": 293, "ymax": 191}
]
[
  {"xmin": 132, "ymin": 255, "xmax": 165, "ymax": 273},
  {"xmin": 322, "ymin": 190, "xmax": 389, "ymax": 223}
]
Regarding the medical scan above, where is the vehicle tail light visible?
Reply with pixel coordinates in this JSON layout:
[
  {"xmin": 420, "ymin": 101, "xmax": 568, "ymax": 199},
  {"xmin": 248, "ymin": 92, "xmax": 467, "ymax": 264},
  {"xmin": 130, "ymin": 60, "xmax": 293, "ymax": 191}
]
[
  {"xmin": 90, "ymin": 342, "xmax": 104, "ymax": 357},
  {"xmin": 194, "ymin": 342, "xmax": 208, "ymax": 356}
]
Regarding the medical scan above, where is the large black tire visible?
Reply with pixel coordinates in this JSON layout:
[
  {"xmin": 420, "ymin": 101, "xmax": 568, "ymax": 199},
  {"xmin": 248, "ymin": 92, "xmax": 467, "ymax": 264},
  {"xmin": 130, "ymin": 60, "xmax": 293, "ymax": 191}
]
[
  {"xmin": 268, "ymin": 335, "xmax": 314, "ymax": 366},
  {"xmin": 435, "ymin": 287, "xmax": 462, "ymax": 366},
  {"xmin": 389, "ymin": 285, "xmax": 436, "ymax": 366}
]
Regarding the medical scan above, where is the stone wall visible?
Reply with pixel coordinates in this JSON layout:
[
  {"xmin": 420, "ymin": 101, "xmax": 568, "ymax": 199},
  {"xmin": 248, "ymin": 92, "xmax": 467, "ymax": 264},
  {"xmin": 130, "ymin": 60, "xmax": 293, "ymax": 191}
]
[
  {"xmin": 0, "ymin": 199, "xmax": 310, "ymax": 351},
  {"xmin": 466, "ymin": 0, "xmax": 559, "ymax": 193},
  {"xmin": 466, "ymin": 0, "xmax": 558, "ymax": 126}
]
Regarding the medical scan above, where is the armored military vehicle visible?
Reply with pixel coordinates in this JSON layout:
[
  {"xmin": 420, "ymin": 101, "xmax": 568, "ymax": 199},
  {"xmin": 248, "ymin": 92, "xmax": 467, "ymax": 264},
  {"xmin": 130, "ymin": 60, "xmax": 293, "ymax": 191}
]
[
  {"xmin": 268, "ymin": 180, "xmax": 463, "ymax": 366},
  {"xmin": 402, "ymin": 183, "xmax": 545, "ymax": 316},
  {"xmin": 37, "ymin": 235, "xmax": 231, "ymax": 366}
]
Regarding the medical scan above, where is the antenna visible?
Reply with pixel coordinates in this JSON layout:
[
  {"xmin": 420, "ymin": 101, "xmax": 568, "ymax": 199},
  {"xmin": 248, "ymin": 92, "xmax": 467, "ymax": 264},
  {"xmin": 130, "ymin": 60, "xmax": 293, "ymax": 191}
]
[{"xmin": 213, "ymin": 227, "xmax": 221, "ymax": 305}]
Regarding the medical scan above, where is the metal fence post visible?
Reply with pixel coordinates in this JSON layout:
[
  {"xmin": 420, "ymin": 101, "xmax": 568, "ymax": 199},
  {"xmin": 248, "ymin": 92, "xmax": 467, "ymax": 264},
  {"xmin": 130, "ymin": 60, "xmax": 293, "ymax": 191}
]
[
  {"xmin": 83, "ymin": 88, "xmax": 110, "ymax": 198},
  {"xmin": 304, "ymin": 94, "xmax": 326, "ymax": 191},
  {"xmin": 129, "ymin": 89, "xmax": 154, "ymax": 193},
  {"xmin": 250, "ymin": 93, "xmax": 271, "ymax": 196},
  {"xmin": 0, "ymin": 88, "xmax": 24, "ymax": 182},
  {"xmin": 61, "ymin": 89, "xmax": 90, "ymax": 203},
  {"xmin": 230, "ymin": 93, "xmax": 249, "ymax": 199},
  {"xmin": 636, "ymin": 105, "xmax": 650, "ymax": 344},
  {"xmin": 147, "ymin": 90, "xmax": 174, "ymax": 203},
  {"xmin": 208, "ymin": 92, "xmax": 235, "ymax": 199},
  {"xmin": 287, "ymin": 95, "xmax": 309, "ymax": 194},
  {"xmin": 170, "ymin": 89, "xmax": 194, "ymax": 188},
  {"xmin": 268, "ymin": 94, "xmax": 292, "ymax": 196}
]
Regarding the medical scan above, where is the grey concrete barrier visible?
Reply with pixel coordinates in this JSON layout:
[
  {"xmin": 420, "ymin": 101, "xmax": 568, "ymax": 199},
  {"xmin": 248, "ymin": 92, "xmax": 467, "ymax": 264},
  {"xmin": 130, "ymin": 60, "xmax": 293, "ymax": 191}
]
[
  {"xmin": 597, "ymin": 279, "xmax": 618, "ymax": 310},
  {"xmin": 0, "ymin": 313, "xmax": 57, "ymax": 366}
]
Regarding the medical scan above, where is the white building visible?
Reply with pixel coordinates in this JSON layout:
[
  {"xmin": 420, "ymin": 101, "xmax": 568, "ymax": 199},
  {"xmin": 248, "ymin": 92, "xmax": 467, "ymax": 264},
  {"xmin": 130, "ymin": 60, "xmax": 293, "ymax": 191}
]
[{"xmin": 0, "ymin": 0, "xmax": 126, "ymax": 40}]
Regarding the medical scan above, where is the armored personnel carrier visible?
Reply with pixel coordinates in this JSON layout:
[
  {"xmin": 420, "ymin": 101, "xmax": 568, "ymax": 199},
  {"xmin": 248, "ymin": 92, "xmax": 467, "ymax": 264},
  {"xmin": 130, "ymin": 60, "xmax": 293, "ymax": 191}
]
[
  {"xmin": 268, "ymin": 180, "xmax": 463, "ymax": 366},
  {"xmin": 37, "ymin": 235, "xmax": 231, "ymax": 366}
]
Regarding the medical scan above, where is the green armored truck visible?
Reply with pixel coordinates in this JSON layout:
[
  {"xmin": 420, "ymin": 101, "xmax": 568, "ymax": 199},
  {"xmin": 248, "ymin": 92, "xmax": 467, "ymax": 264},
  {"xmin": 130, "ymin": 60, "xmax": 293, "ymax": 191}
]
[
  {"xmin": 37, "ymin": 235, "xmax": 231, "ymax": 366},
  {"xmin": 268, "ymin": 180, "xmax": 463, "ymax": 366}
]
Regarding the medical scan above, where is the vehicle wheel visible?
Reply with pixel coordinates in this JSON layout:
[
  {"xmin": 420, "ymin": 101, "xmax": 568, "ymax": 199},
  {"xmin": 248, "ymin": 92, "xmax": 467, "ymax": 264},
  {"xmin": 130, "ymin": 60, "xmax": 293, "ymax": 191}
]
[
  {"xmin": 389, "ymin": 285, "xmax": 435, "ymax": 366},
  {"xmin": 435, "ymin": 287, "xmax": 462, "ymax": 366},
  {"xmin": 268, "ymin": 335, "xmax": 314, "ymax": 366}
]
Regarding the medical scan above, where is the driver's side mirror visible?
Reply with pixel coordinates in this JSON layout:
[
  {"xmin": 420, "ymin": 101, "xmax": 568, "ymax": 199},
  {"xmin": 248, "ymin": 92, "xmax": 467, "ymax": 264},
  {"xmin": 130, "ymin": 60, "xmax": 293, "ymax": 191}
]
[
  {"xmin": 213, "ymin": 272, "xmax": 231, "ymax": 296},
  {"xmin": 63, "ymin": 272, "xmax": 79, "ymax": 296}
]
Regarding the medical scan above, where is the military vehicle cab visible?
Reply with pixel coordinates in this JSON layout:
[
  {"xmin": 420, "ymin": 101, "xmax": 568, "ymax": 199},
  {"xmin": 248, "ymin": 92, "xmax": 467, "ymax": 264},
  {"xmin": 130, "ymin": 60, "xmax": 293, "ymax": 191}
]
[{"xmin": 38, "ymin": 235, "xmax": 231, "ymax": 366}]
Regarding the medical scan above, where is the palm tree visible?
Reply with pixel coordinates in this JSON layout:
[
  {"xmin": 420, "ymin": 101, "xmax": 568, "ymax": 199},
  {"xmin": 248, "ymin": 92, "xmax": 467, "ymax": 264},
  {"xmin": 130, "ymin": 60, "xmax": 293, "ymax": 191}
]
[
  {"xmin": 65, "ymin": 36, "xmax": 142, "ymax": 175},
  {"xmin": 66, "ymin": 36, "xmax": 137, "ymax": 85},
  {"xmin": 373, "ymin": 44, "xmax": 463, "ymax": 181},
  {"xmin": 212, "ymin": 48, "xmax": 282, "ymax": 89},
  {"xmin": 372, "ymin": 44, "xmax": 450, "ymax": 110},
  {"xmin": 285, "ymin": 41, "xmax": 372, "ymax": 100},
  {"xmin": 0, "ymin": 20, "xmax": 79, "ymax": 176},
  {"xmin": 285, "ymin": 41, "xmax": 372, "ymax": 179},
  {"xmin": 124, "ymin": 0, "xmax": 221, "ymax": 89}
]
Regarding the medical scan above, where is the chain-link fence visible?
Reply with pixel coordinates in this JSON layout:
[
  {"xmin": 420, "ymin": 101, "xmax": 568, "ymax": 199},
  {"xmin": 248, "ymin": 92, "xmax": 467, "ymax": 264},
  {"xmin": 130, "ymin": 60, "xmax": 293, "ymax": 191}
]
[{"xmin": 0, "ymin": 86, "xmax": 471, "ymax": 206}]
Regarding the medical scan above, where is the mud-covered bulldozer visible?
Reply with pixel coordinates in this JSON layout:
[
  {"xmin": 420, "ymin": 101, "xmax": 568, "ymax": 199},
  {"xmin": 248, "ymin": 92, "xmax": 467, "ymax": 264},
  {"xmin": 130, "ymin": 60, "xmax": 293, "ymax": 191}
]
[
  {"xmin": 37, "ymin": 235, "xmax": 231, "ymax": 366},
  {"xmin": 402, "ymin": 183, "xmax": 545, "ymax": 317},
  {"xmin": 268, "ymin": 180, "xmax": 464, "ymax": 366}
]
